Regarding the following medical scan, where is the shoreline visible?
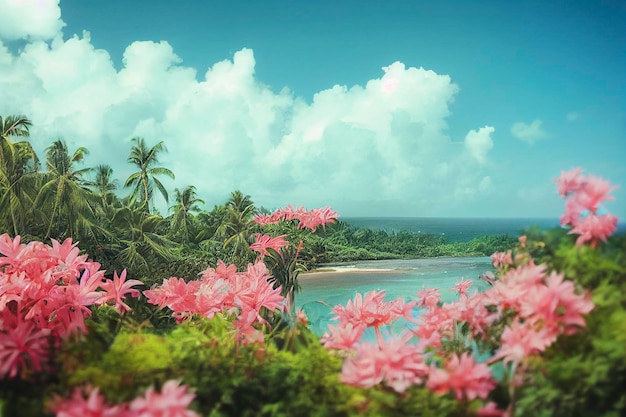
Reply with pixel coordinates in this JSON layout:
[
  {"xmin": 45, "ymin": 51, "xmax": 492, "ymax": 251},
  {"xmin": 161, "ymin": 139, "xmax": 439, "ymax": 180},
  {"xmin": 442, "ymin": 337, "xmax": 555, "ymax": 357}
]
[
  {"xmin": 300, "ymin": 266, "xmax": 405, "ymax": 280},
  {"xmin": 300, "ymin": 255, "xmax": 494, "ymax": 280}
]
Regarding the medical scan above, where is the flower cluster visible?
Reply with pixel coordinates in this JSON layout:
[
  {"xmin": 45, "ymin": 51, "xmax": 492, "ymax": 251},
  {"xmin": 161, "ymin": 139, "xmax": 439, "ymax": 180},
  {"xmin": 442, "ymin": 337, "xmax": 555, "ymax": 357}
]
[
  {"xmin": 252, "ymin": 205, "xmax": 339, "ymax": 231},
  {"xmin": 321, "ymin": 290, "xmax": 415, "ymax": 350},
  {"xmin": 325, "ymin": 255, "xmax": 594, "ymax": 412},
  {"xmin": 556, "ymin": 167, "xmax": 619, "ymax": 247},
  {"xmin": 0, "ymin": 234, "xmax": 142, "ymax": 379},
  {"xmin": 143, "ymin": 260, "xmax": 285, "ymax": 344},
  {"xmin": 51, "ymin": 379, "xmax": 199, "ymax": 417}
]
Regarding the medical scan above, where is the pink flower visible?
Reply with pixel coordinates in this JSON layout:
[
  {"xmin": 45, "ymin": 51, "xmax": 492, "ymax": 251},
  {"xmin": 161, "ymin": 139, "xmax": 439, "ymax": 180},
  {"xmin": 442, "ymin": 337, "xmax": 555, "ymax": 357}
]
[
  {"xmin": 417, "ymin": 287, "xmax": 441, "ymax": 310},
  {"xmin": 568, "ymin": 212, "xmax": 618, "ymax": 247},
  {"xmin": 144, "ymin": 278, "xmax": 197, "ymax": 313},
  {"xmin": 576, "ymin": 175, "xmax": 617, "ymax": 212},
  {"xmin": 543, "ymin": 271, "xmax": 594, "ymax": 331},
  {"xmin": 340, "ymin": 335, "xmax": 428, "ymax": 393},
  {"xmin": 51, "ymin": 386, "xmax": 124, "ymax": 417},
  {"xmin": 560, "ymin": 196, "xmax": 584, "ymax": 227},
  {"xmin": 518, "ymin": 235, "xmax": 527, "ymax": 248},
  {"xmin": 295, "ymin": 308, "xmax": 308, "ymax": 326},
  {"xmin": 492, "ymin": 321, "xmax": 555, "ymax": 365},
  {"xmin": 236, "ymin": 261, "xmax": 285, "ymax": 316},
  {"xmin": 0, "ymin": 234, "xmax": 23, "ymax": 268},
  {"xmin": 412, "ymin": 304, "xmax": 455, "ymax": 349},
  {"xmin": 253, "ymin": 206, "xmax": 338, "ymax": 231},
  {"xmin": 427, "ymin": 353, "xmax": 495, "ymax": 401},
  {"xmin": 452, "ymin": 278, "xmax": 473, "ymax": 298},
  {"xmin": 129, "ymin": 380, "xmax": 199, "ymax": 417},
  {"xmin": 251, "ymin": 214, "xmax": 274, "ymax": 226},
  {"xmin": 556, "ymin": 169, "xmax": 620, "ymax": 247},
  {"xmin": 249, "ymin": 234, "xmax": 289, "ymax": 258},
  {"xmin": 100, "ymin": 269, "xmax": 143, "ymax": 314},
  {"xmin": 320, "ymin": 322, "xmax": 365, "ymax": 350},
  {"xmin": 491, "ymin": 251, "xmax": 513, "ymax": 268},
  {"xmin": 332, "ymin": 290, "xmax": 412, "ymax": 329},
  {"xmin": 555, "ymin": 167, "xmax": 584, "ymax": 196},
  {"xmin": 478, "ymin": 402, "xmax": 509, "ymax": 417},
  {"xmin": 0, "ymin": 316, "xmax": 51, "ymax": 378}
]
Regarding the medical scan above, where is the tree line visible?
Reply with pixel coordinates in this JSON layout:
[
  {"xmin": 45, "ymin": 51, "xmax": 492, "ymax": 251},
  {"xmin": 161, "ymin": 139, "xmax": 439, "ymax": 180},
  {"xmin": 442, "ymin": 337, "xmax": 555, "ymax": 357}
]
[{"xmin": 1, "ymin": 114, "xmax": 517, "ymax": 286}]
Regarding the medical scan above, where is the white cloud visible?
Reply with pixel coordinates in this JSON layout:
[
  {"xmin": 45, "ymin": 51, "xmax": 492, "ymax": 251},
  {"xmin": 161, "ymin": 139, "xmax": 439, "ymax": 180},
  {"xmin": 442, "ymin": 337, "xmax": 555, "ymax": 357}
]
[
  {"xmin": 511, "ymin": 119, "xmax": 548, "ymax": 144},
  {"xmin": 0, "ymin": 21, "xmax": 501, "ymax": 216},
  {"xmin": 0, "ymin": 0, "xmax": 65, "ymax": 41},
  {"xmin": 464, "ymin": 126, "xmax": 494, "ymax": 164}
]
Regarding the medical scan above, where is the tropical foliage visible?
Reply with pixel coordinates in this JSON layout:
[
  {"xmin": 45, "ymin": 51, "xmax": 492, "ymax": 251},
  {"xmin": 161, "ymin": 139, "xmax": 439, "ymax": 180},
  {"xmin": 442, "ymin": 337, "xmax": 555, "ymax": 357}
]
[
  {"xmin": 0, "ymin": 114, "xmax": 527, "ymax": 292},
  {"xmin": 0, "ymin": 167, "xmax": 624, "ymax": 417}
]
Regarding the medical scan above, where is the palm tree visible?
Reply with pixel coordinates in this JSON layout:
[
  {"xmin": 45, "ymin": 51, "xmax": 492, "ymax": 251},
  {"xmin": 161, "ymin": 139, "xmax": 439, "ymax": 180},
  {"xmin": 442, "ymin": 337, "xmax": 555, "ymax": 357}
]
[
  {"xmin": 215, "ymin": 191, "xmax": 257, "ymax": 264},
  {"xmin": 124, "ymin": 137, "xmax": 175, "ymax": 213},
  {"xmin": 1, "ymin": 115, "xmax": 32, "ymax": 156},
  {"xmin": 34, "ymin": 139, "xmax": 96, "ymax": 239},
  {"xmin": 169, "ymin": 185, "xmax": 205, "ymax": 243},
  {"xmin": 0, "ymin": 115, "xmax": 39, "ymax": 235},
  {"xmin": 113, "ymin": 201, "xmax": 176, "ymax": 274},
  {"xmin": 84, "ymin": 164, "xmax": 119, "ymax": 209}
]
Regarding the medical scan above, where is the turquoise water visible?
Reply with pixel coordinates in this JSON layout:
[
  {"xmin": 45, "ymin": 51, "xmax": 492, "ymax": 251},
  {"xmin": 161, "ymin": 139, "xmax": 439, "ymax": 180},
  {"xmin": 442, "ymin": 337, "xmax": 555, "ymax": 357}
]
[{"xmin": 296, "ymin": 256, "xmax": 493, "ymax": 335}]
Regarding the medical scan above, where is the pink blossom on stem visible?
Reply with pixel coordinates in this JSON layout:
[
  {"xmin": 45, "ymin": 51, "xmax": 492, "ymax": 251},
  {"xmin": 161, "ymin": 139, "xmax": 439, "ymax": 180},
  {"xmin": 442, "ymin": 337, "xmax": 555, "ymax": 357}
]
[
  {"xmin": 340, "ymin": 334, "xmax": 428, "ymax": 393},
  {"xmin": 576, "ymin": 175, "xmax": 617, "ymax": 212},
  {"xmin": 51, "ymin": 386, "xmax": 124, "ymax": 417},
  {"xmin": 416, "ymin": 287, "xmax": 441, "ymax": 310},
  {"xmin": 452, "ymin": 278, "xmax": 473, "ymax": 298},
  {"xmin": 478, "ymin": 402, "xmax": 509, "ymax": 417},
  {"xmin": 427, "ymin": 352, "xmax": 495, "ymax": 401},
  {"xmin": 0, "ymin": 316, "xmax": 51, "ymax": 378},
  {"xmin": 129, "ymin": 380, "xmax": 200, "ymax": 417},
  {"xmin": 321, "ymin": 322, "xmax": 365, "ymax": 351},
  {"xmin": 249, "ymin": 234, "xmax": 289, "ymax": 258},
  {"xmin": 542, "ymin": 271, "xmax": 594, "ymax": 332},
  {"xmin": 491, "ymin": 251, "xmax": 513, "ymax": 268},
  {"xmin": 492, "ymin": 321, "xmax": 555, "ymax": 365},
  {"xmin": 253, "ymin": 206, "xmax": 338, "ymax": 231},
  {"xmin": 555, "ymin": 167, "xmax": 584, "ymax": 196},
  {"xmin": 568, "ymin": 212, "xmax": 618, "ymax": 247},
  {"xmin": 332, "ymin": 290, "xmax": 411, "ymax": 329},
  {"xmin": 100, "ymin": 269, "xmax": 143, "ymax": 314}
]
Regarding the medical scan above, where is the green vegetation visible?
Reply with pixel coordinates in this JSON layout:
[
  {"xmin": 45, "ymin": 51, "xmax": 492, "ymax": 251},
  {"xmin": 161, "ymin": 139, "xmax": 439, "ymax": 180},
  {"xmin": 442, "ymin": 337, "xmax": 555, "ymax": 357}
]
[
  {"xmin": 1, "ymin": 229, "xmax": 624, "ymax": 416},
  {"xmin": 0, "ymin": 113, "xmax": 519, "ymax": 289}
]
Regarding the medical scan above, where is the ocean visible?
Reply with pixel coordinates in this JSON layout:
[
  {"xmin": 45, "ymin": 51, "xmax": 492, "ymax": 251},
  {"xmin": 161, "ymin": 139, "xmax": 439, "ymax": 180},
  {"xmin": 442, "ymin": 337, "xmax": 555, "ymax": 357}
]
[{"xmin": 341, "ymin": 217, "xmax": 561, "ymax": 242}]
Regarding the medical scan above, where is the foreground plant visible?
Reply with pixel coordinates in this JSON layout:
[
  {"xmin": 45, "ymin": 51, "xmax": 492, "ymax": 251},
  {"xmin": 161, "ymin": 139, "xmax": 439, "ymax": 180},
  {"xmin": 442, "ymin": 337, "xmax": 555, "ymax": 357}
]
[
  {"xmin": 320, "ymin": 169, "xmax": 619, "ymax": 416},
  {"xmin": 1, "ymin": 169, "xmax": 623, "ymax": 417},
  {"xmin": 0, "ymin": 235, "xmax": 142, "ymax": 378}
]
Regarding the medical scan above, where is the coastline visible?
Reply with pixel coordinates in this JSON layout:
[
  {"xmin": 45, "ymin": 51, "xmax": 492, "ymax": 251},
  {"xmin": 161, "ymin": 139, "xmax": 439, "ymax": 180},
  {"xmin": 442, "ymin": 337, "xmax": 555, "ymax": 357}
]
[
  {"xmin": 299, "ymin": 256, "xmax": 495, "ymax": 281},
  {"xmin": 300, "ymin": 265, "xmax": 405, "ymax": 280}
]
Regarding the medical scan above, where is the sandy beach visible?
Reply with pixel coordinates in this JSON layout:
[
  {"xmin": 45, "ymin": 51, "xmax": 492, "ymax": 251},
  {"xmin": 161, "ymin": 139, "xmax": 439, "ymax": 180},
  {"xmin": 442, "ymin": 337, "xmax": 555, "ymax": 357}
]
[{"xmin": 300, "ymin": 265, "xmax": 403, "ymax": 280}]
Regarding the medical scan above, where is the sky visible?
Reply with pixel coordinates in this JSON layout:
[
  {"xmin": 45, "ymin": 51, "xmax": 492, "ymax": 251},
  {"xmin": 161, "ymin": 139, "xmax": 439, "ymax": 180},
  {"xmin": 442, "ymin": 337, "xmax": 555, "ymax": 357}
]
[{"xmin": 0, "ymin": 0, "xmax": 624, "ymax": 218}]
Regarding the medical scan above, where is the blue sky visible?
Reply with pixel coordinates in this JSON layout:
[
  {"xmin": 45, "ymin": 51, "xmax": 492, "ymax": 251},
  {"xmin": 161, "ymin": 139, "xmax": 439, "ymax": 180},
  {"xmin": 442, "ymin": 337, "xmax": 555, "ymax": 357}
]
[{"xmin": 0, "ymin": 0, "xmax": 624, "ymax": 218}]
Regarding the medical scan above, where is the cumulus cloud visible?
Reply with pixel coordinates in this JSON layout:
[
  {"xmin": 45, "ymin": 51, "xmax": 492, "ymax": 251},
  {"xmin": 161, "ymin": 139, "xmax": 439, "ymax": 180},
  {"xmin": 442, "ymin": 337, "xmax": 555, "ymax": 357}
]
[
  {"xmin": 511, "ymin": 119, "xmax": 548, "ymax": 144},
  {"xmin": 464, "ymin": 126, "xmax": 494, "ymax": 164},
  {"xmin": 0, "ymin": 0, "xmax": 65, "ymax": 40},
  {"xmin": 0, "ymin": 10, "xmax": 499, "ymax": 216}
]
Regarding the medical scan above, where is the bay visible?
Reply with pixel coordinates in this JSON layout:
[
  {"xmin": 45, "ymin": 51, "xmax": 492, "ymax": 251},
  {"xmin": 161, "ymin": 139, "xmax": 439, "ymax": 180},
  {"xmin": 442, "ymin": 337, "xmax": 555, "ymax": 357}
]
[
  {"xmin": 296, "ymin": 256, "xmax": 494, "ymax": 335},
  {"xmin": 295, "ymin": 216, "xmax": 625, "ymax": 335}
]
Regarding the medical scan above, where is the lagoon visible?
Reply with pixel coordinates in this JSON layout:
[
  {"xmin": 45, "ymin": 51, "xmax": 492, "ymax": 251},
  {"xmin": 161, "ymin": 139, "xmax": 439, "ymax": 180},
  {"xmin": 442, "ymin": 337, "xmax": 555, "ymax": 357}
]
[{"xmin": 296, "ymin": 256, "xmax": 494, "ymax": 335}]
